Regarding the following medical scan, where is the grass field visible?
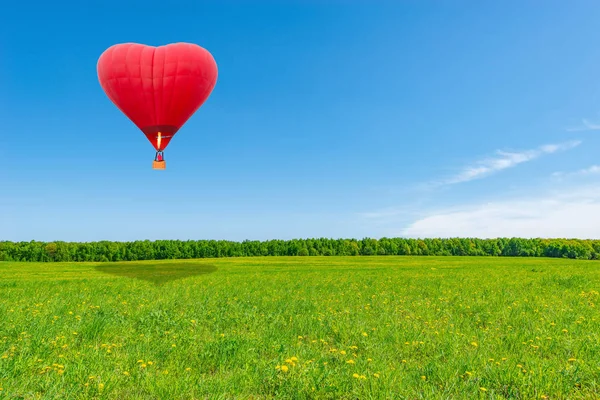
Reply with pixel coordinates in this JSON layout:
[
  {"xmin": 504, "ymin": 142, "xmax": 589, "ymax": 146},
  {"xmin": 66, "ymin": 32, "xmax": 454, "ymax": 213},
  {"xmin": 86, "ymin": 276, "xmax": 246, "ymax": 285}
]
[{"xmin": 0, "ymin": 256, "xmax": 599, "ymax": 399}]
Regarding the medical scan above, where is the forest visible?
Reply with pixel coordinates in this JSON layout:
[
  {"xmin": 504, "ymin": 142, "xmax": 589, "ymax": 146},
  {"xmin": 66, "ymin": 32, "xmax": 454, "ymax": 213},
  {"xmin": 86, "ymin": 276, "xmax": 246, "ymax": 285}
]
[{"xmin": 1, "ymin": 237, "xmax": 600, "ymax": 262}]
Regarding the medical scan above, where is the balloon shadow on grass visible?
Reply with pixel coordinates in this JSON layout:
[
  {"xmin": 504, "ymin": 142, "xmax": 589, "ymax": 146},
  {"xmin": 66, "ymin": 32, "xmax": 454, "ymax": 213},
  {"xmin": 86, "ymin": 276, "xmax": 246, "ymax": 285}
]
[{"xmin": 94, "ymin": 261, "xmax": 217, "ymax": 286}]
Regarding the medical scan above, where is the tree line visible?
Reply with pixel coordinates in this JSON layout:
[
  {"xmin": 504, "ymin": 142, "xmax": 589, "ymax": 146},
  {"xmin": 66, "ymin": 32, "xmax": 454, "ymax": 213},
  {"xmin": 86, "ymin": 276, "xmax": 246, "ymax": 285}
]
[{"xmin": 1, "ymin": 237, "xmax": 599, "ymax": 262}]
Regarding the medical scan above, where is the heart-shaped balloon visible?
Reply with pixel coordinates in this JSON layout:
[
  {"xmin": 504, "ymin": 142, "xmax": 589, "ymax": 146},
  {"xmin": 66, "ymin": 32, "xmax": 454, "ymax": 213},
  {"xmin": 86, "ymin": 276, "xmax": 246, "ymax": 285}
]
[{"xmin": 97, "ymin": 42, "xmax": 218, "ymax": 151}]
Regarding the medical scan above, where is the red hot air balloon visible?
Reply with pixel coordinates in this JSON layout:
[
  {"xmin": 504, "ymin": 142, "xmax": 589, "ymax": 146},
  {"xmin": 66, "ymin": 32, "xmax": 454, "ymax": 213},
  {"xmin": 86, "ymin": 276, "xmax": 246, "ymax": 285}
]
[{"xmin": 97, "ymin": 42, "xmax": 218, "ymax": 169}]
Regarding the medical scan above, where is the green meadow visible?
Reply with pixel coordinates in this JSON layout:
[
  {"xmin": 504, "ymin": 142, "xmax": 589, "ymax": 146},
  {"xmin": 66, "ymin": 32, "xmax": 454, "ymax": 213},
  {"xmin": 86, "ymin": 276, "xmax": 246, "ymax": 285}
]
[{"xmin": 0, "ymin": 256, "xmax": 599, "ymax": 399}]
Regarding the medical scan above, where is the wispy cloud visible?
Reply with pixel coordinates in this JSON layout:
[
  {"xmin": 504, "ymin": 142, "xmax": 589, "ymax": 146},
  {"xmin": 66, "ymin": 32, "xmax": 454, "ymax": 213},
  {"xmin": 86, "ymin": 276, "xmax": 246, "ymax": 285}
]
[
  {"xmin": 566, "ymin": 119, "xmax": 600, "ymax": 132},
  {"xmin": 552, "ymin": 165, "xmax": 600, "ymax": 179},
  {"xmin": 358, "ymin": 140, "xmax": 583, "ymax": 235},
  {"xmin": 440, "ymin": 140, "xmax": 581, "ymax": 185},
  {"xmin": 401, "ymin": 185, "xmax": 600, "ymax": 239}
]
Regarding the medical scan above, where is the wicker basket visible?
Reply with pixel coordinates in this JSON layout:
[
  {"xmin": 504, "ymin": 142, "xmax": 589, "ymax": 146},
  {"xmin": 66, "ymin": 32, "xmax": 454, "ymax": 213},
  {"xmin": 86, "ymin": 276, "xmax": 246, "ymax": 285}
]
[{"xmin": 152, "ymin": 160, "xmax": 166, "ymax": 170}]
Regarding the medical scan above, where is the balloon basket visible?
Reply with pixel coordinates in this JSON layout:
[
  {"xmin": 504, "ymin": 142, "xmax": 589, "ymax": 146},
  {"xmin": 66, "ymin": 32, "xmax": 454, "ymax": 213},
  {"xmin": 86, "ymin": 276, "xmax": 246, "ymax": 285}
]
[{"xmin": 153, "ymin": 160, "xmax": 166, "ymax": 170}]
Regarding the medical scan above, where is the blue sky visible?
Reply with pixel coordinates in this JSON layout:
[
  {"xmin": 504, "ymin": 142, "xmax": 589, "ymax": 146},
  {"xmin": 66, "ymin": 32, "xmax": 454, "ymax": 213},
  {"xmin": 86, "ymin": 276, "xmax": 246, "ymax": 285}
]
[{"xmin": 3, "ymin": 1, "xmax": 600, "ymax": 241}]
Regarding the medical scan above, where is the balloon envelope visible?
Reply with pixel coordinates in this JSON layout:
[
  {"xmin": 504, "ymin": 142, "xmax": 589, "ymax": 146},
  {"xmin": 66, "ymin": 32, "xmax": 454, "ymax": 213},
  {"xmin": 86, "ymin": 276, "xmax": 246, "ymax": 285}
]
[{"xmin": 97, "ymin": 42, "xmax": 218, "ymax": 151}]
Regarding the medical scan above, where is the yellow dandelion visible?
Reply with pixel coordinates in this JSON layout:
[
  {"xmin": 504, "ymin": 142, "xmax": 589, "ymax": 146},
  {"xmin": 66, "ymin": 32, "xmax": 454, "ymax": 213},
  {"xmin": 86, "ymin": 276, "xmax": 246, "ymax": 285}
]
[
  {"xmin": 137, "ymin": 360, "xmax": 143, "ymax": 363},
  {"xmin": 374, "ymin": 373, "xmax": 380, "ymax": 378},
  {"xmin": 298, "ymin": 336, "xmax": 303, "ymax": 339},
  {"xmin": 480, "ymin": 387, "xmax": 487, "ymax": 392},
  {"xmin": 362, "ymin": 332, "xmax": 368, "ymax": 337},
  {"xmin": 471, "ymin": 342, "xmax": 478, "ymax": 347},
  {"xmin": 340, "ymin": 350, "xmax": 346, "ymax": 355},
  {"xmin": 163, "ymin": 370, "xmax": 168, "ymax": 375},
  {"xmin": 353, "ymin": 373, "xmax": 359, "ymax": 378},
  {"xmin": 347, "ymin": 359, "xmax": 355, "ymax": 364},
  {"xmin": 367, "ymin": 358, "xmax": 373, "ymax": 362},
  {"xmin": 123, "ymin": 371, "xmax": 130, "ymax": 376},
  {"xmin": 281, "ymin": 365, "xmax": 289, "ymax": 372},
  {"xmin": 98, "ymin": 383, "xmax": 104, "ymax": 390},
  {"xmin": 185, "ymin": 367, "xmax": 191, "ymax": 371},
  {"xmin": 568, "ymin": 358, "xmax": 576, "ymax": 362},
  {"xmin": 147, "ymin": 361, "xmax": 153, "ymax": 365},
  {"xmin": 421, "ymin": 375, "xmax": 426, "ymax": 380},
  {"xmin": 291, "ymin": 356, "xmax": 298, "ymax": 362},
  {"xmin": 141, "ymin": 363, "xmax": 147, "ymax": 368}
]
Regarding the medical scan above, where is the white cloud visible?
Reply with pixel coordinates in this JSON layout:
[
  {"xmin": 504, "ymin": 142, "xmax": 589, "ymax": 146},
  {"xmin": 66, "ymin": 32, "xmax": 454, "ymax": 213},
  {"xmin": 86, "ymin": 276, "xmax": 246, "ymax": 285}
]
[
  {"xmin": 401, "ymin": 185, "xmax": 600, "ymax": 239},
  {"xmin": 552, "ymin": 165, "xmax": 600, "ymax": 178},
  {"xmin": 441, "ymin": 140, "xmax": 581, "ymax": 185},
  {"xmin": 566, "ymin": 119, "xmax": 600, "ymax": 132},
  {"xmin": 361, "ymin": 140, "xmax": 588, "ymax": 238}
]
